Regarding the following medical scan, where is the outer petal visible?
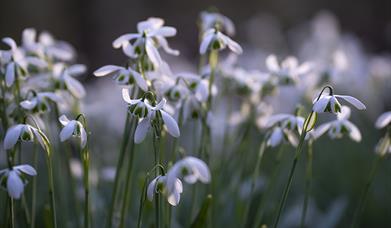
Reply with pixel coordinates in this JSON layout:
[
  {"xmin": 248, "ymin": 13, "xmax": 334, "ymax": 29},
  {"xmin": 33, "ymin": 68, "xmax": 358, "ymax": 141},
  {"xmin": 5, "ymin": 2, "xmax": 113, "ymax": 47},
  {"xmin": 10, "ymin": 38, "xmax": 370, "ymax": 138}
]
[
  {"xmin": 5, "ymin": 62, "xmax": 16, "ymax": 87},
  {"xmin": 187, "ymin": 157, "xmax": 210, "ymax": 183},
  {"xmin": 167, "ymin": 179, "xmax": 182, "ymax": 206},
  {"xmin": 147, "ymin": 176, "xmax": 160, "ymax": 202},
  {"xmin": 59, "ymin": 115, "xmax": 70, "ymax": 126},
  {"xmin": 64, "ymin": 74, "xmax": 86, "ymax": 99},
  {"xmin": 93, "ymin": 65, "xmax": 122, "ymax": 77},
  {"xmin": 129, "ymin": 68, "xmax": 148, "ymax": 91},
  {"xmin": 267, "ymin": 127, "xmax": 283, "ymax": 147},
  {"xmin": 221, "ymin": 33, "xmax": 243, "ymax": 54},
  {"xmin": 121, "ymin": 88, "xmax": 141, "ymax": 104},
  {"xmin": 2, "ymin": 37, "xmax": 18, "ymax": 50},
  {"xmin": 134, "ymin": 118, "xmax": 151, "ymax": 144},
  {"xmin": 375, "ymin": 111, "xmax": 391, "ymax": 129},
  {"xmin": 4, "ymin": 125, "xmax": 24, "ymax": 150},
  {"xmin": 145, "ymin": 38, "xmax": 162, "ymax": 67},
  {"xmin": 60, "ymin": 121, "xmax": 77, "ymax": 142},
  {"xmin": 337, "ymin": 106, "xmax": 351, "ymax": 120},
  {"xmin": 7, "ymin": 171, "xmax": 24, "ymax": 199},
  {"xmin": 112, "ymin": 33, "xmax": 139, "ymax": 48},
  {"xmin": 161, "ymin": 110, "xmax": 180, "ymax": 138},
  {"xmin": 335, "ymin": 95, "xmax": 366, "ymax": 110},
  {"xmin": 266, "ymin": 55, "xmax": 280, "ymax": 72},
  {"xmin": 155, "ymin": 36, "xmax": 179, "ymax": 56},
  {"xmin": 199, "ymin": 32, "xmax": 214, "ymax": 54},
  {"xmin": 20, "ymin": 99, "xmax": 38, "ymax": 110},
  {"xmin": 150, "ymin": 27, "xmax": 177, "ymax": 37},
  {"xmin": 312, "ymin": 96, "xmax": 330, "ymax": 113},
  {"xmin": 80, "ymin": 124, "xmax": 88, "ymax": 148},
  {"xmin": 264, "ymin": 114, "xmax": 290, "ymax": 128},
  {"xmin": 67, "ymin": 64, "xmax": 87, "ymax": 76},
  {"xmin": 344, "ymin": 121, "xmax": 362, "ymax": 142},
  {"xmin": 312, "ymin": 123, "xmax": 331, "ymax": 139},
  {"xmin": 14, "ymin": 164, "xmax": 37, "ymax": 176}
]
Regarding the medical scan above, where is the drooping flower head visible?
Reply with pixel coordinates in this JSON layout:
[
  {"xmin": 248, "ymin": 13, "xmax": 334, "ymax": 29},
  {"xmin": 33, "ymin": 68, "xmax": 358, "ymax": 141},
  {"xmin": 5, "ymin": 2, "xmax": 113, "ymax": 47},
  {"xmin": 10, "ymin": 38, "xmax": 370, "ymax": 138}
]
[
  {"xmin": 0, "ymin": 164, "xmax": 37, "ymax": 199},
  {"xmin": 147, "ymin": 175, "xmax": 183, "ymax": 206},
  {"xmin": 199, "ymin": 28, "xmax": 242, "ymax": 55},
  {"xmin": 374, "ymin": 111, "xmax": 391, "ymax": 156},
  {"xmin": 20, "ymin": 92, "xmax": 61, "ymax": 113},
  {"xmin": 199, "ymin": 11, "xmax": 235, "ymax": 36},
  {"xmin": 3, "ymin": 124, "xmax": 47, "ymax": 150},
  {"xmin": 51, "ymin": 63, "xmax": 87, "ymax": 99},
  {"xmin": 59, "ymin": 114, "xmax": 88, "ymax": 148},
  {"xmin": 312, "ymin": 90, "xmax": 366, "ymax": 114}
]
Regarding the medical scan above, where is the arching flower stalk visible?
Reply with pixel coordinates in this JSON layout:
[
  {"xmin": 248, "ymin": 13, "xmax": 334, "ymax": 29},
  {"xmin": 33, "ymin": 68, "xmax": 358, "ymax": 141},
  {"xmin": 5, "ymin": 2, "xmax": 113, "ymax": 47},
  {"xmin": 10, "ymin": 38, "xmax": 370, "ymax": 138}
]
[
  {"xmin": 58, "ymin": 114, "xmax": 90, "ymax": 228},
  {"xmin": 3, "ymin": 118, "xmax": 57, "ymax": 228},
  {"xmin": 273, "ymin": 85, "xmax": 366, "ymax": 228},
  {"xmin": 351, "ymin": 111, "xmax": 391, "ymax": 228}
]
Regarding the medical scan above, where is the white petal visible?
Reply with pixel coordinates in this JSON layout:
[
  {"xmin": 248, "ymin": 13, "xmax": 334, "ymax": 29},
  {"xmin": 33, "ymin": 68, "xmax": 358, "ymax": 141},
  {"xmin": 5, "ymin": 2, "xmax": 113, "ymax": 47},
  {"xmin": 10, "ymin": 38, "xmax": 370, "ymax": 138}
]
[
  {"xmin": 22, "ymin": 28, "xmax": 36, "ymax": 47},
  {"xmin": 285, "ymin": 130, "xmax": 298, "ymax": 147},
  {"xmin": 20, "ymin": 99, "xmax": 38, "ymax": 110},
  {"xmin": 221, "ymin": 34, "xmax": 242, "ymax": 54},
  {"xmin": 313, "ymin": 123, "xmax": 331, "ymax": 139},
  {"xmin": 375, "ymin": 111, "xmax": 391, "ymax": 129},
  {"xmin": 134, "ymin": 118, "xmax": 151, "ymax": 144},
  {"xmin": 121, "ymin": 88, "xmax": 141, "ymax": 104},
  {"xmin": 129, "ymin": 68, "xmax": 148, "ymax": 91},
  {"xmin": 112, "ymin": 33, "xmax": 139, "ymax": 48},
  {"xmin": 186, "ymin": 157, "xmax": 210, "ymax": 183},
  {"xmin": 14, "ymin": 164, "xmax": 37, "ymax": 176},
  {"xmin": 150, "ymin": 27, "xmax": 177, "ymax": 37},
  {"xmin": 199, "ymin": 32, "xmax": 214, "ymax": 54},
  {"xmin": 39, "ymin": 92, "xmax": 61, "ymax": 103},
  {"xmin": 335, "ymin": 95, "xmax": 366, "ymax": 110},
  {"xmin": 266, "ymin": 55, "xmax": 280, "ymax": 72},
  {"xmin": 93, "ymin": 65, "xmax": 122, "ymax": 77},
  {"xmin": 122, "ymin": 43, "xmax": 137, "ymax": 58},
  {"xmin": 155, "ymin": 36, "xmax": 179, "ymax": 56},
  {"xmin": 67, "ymin": 64, "xmax": 87, "ymax": 76},
  {"xmin": 313, "ymin": 96, "xmax": 330, "ymax": 113},
  {"xmin": 344, "ymin": 121, "xmax": 362, "ymax": 142},
  {"xmin": 147, "ymin": 176, "xmax": 160, "ymax": 202},
  {"xmin": 145, "ymin": 38, "xmax": 162, "ymax": 67},
  {"xmin": 2, "ymin": 37, "xmax": 17, "ymax": 50},
  {"xmin": 167, "ymin": 191, "xmax": 181, "ymax": 206},
  {"xmin": 264, "ymin": 114, "xmax": 290, "ymax": 128},
  {"xmin": 155, "ymin": 98, "xmax": 166, "ymax": 110},
  {"xmin": 267, "ymin": 127, "xmax": 283, "ymax": 147},
  {"xmin": 25, "ymin": 57, "xmax": 48, "ymax": 68},
  {"xmin": 59, "ymin": 115, "xmax": 70, "ymax": 126},
  {"xmin": 161, "ymin": 110, "xmax": 180, "ymax": 138},
  {"xmin": 31, "ymin": 128, "xmax": 46, "ymax": 150},
  {"xmin": 5, "ymin": 62, "xmax": 16, "ymax": 87},
  {"xmin": 80, "ymin": 124, "xmax": 88, "ymax": 148},
  {"xmin": 337, "ymin": 106, "xmax": 351, "ymax": 120},
  {"xmin": 60, "ymin": 121, "xmax": 77, "ymax": 142},
  {"xmin": 64, "ymin": 75, "xmax": 86, "ymax": 99},
  {"xmin": 7, "ymin": 171, "xmax": 24, "ymax": 199},
  {"xmin": 4, "ymin": 125, "xmax": 24, "ymax": 150}
]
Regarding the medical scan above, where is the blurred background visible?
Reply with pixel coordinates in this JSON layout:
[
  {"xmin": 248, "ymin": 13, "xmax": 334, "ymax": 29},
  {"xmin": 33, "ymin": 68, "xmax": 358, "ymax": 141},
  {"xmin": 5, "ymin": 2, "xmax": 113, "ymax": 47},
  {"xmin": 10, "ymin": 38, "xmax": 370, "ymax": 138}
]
[{"xmin": 1, "ymin": 0, "xmax": 391, "ymax": 227}]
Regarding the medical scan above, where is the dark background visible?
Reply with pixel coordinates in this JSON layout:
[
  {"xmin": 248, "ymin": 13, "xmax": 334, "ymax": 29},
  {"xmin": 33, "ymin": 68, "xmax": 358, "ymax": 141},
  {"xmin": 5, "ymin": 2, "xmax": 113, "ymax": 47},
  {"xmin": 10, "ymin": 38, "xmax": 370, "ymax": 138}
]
[{"xmin": 1, "ymin": 0, "xmax": 391, "ymax": 75}]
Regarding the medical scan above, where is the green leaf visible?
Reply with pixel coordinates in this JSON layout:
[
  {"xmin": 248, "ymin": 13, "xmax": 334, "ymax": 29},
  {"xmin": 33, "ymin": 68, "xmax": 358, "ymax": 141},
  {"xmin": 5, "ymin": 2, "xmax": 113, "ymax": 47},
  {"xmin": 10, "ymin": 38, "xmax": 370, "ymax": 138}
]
[
  {"xmin": 304, "ymin": 112, "xmax": 317, "ymax": 132},
  {"xmin": 190, "ymin": 194, "xmax": 212, "ymax": 228}
]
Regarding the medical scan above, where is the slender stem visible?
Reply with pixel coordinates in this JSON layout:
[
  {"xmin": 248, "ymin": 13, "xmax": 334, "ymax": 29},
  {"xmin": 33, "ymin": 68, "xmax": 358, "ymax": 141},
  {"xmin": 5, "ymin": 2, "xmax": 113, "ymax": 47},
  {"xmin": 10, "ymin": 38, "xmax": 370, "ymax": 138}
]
[
  {"xmin": 243, "ymin": 139, "xmax": 267, "ymax": 226},
  {"xmin": 10, "ymin": 197, "xmax": 15, "ymax": 228},
  {"xmin": 253, "ymin": 145, "xmax": 285, "ymax": 228},
  {"xmin": 46, "ymin": 154, "xmax": 58, "ymax": 228},
  {"xmin": 300, "ymin": 140, "xmax": 313, "ymax": 228},
  {"xmin": 31, "ymin": 145, "xmax": 38, "ymax": 228},
  {"xmin": 351, "ymin": 134, "xmax": 389, "ymax": 228},
  {"xmin": 118, "ymin": 120, "xmax": 137, "ymax": 228},
  {"xmin": 171, "ymin": 103, "xmax": 184, "ymax": 161},
  {"xmin": 22, "ymin": 193, "xmax": 31, "ymax": 226},
  {"xmin": 137, "ymin": 174, "xmax": 149, "ymax": 228},
  {"xmin": 153, "ymin": 125, "xmax": 162, "ymax": 228},
  {"xmin": 82, "ymin": 147, "xmax": 90, "ymax": 228}
]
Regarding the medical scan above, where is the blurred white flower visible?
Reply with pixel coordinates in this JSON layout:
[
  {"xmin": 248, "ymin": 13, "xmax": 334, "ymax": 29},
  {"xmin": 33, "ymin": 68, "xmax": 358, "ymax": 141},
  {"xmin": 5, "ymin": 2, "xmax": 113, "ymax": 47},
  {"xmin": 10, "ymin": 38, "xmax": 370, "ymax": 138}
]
[
  {"xmin": 265, "ymin": 55, "xmax": 312, "ymax": 85},
  {"xmin": 375, "ymin": 111, "xmax": 391, "ymax": 129},
  {"xmin": 312, "ymin": 93, "xmax": 366, "ymax": 113},
  {"xmin": 313, "ymin": 106, "xmax": 361, "ymax": 141},
  {"xmin": 112, "ymin": 17, "xmax": 179, "ymax": 67},
  {"xmin": 147, "ymin": 175, "xmax": 183, "ymax": 206},
  {"xmin": 0, "ymin": 164, "xmax": 37, "ymax": 199},
  {"xmin": 20, "ymin": 92, "xmax": 61, "ymax": 113},
  {"xmin": 264, "ymin": 113, "xmax": 305, "ymax": 133},
  {"xmin": 122, "ymin": 89, "xmax": 180, "ymax": 143},
  {"xmin": 59, "ymin": 115, "xmax": 88, "ymax": 148},
  {"xmin": 3, "ymin": 124, "xmax": 46, "ymax": 150},
  {"xmin": 199, "ymin": 11, "xmax": 235, "ymax": 35},
  {"xmin": 199, "ymin": 28, "xmax": 242, "ymax": 55},
  {"xmin": 166, "ymin": 156, "xmax": 210, "ymax": 194},
  {"xmin": 93, "ymin": 65, "xmax": 148, "ymax": 91},
  {"xmin": 52, "ymin": 63, "xmax": 87, "ymax": 99},
  {"xmin": 266, "ymin": 126, "xmax": 298, "ymax": 148}
]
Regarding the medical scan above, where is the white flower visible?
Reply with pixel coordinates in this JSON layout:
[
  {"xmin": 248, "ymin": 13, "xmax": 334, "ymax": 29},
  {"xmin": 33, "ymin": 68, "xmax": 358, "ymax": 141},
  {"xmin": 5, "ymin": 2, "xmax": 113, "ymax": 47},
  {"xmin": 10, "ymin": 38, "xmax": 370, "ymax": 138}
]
[
  {"xmin": 3, "ymin": 124, "xmax": 46, "ymax": 150},
  {"xmin": 147, "ymin": 175, "xmax": 183, "ymax": 206},
  {"xmin": 265, "ymin": 55, "xmax": 312, "ymax": 85},
  {"xmin": 166, "ymin": 156, "xmax": 210, "ymax": 194},
  {"xmin": 199, "ymin": 28, "xmax": 242, "ymax": 55},
  {"xmin": 112, "ymin": 17, "xmax": 179, "ymax": 67},
  {"xmin": 122, "ymin": 89, "xmax": 180, "ymax": 143},
  {"xmin": 266, "ymin": 126, "xmax": 298, "ymax": 148},
  {"xmin": 20, "ymin": 92, "xmax": 61, "ymax": 113},
  {"xmin": 264, "ymin": 113, "xmax": 305, "ymax": 133},
  {"xmin": 199, "ymin": 11, "xmax": 235, "ymax": 35},
  {"xmin": 52, "ymin": 63, "xmax": 87, "ymax": 99},
  {"xmin": 312, "ymin": 93, "xmax": 366, "ymax": 114},
  {"xmin": 59, "ymin": 115, "xmax": 87, "ymax": 148},
  {"xmin": 313, "ymin": 106, "xmax": 361, "ymax": 141},
  {"xmin": 93, "ymin": 65, "xmax": 148, "ymax": 91},
  {"xmin": 375, "ymin": 111, "xmax": 391, "ymax": 129},
  {"xmin": 0, "ymin": 164, "xmax": 37, "ymax": 199}
]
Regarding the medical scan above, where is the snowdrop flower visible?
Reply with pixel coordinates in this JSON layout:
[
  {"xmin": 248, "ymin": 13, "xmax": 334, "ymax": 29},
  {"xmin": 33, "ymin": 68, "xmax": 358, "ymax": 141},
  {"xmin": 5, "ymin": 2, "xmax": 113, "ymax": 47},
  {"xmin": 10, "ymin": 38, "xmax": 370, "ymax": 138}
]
[
  {"xmin": 93, "ymin": 65, "xmax": 148, "ymax": 91},
  {"xmin": 166, "ymin": 156, "xmax": 210, "ymax": 194},
  {"xmin": 20, "ymin": 92, "xmax": 61, "ymax": 113},
  {"xmin": 0, "ymin": 164, "xmax": 37, "ymax": 199},
  {"xmin": 199, "ymin": 28, "xmax": 242, "ymax": 55},
  {"xmin": 3, "ymin": 124, "xmax": 46, "ymax": 150},
  {"xmin": 147, "ymin": 175, "xmax": 183, "ymax": 206},
  {"xmin": 266, "ymin": 126, "xmax": 299, "ymax": 148},
  {"xmin": 52, "ymin": 63, "xmax": 87, "ymax": 99},
  {"xmin": 265, "ymin": 55, "xmax": 312, "ymax": 85},
  {"xmin": 59, "ymin": 115, "xmax": 87, "ymax": 148},
  {"xmin": 375, "ymin": 111, "xmax": 391, "ymax": 129},
  {"xmin": 264, "ymin": 113, "xmax": 305, "ymax": 133},
  {"xmin": 199, "ymin": 11, "xmax": 235, "ymax": 35},
  {"xmin": 312, "ymin": 92, "xmax": 366, "ymax": 114},
  {"xmin": 112, "ymin": 17, "xmax": 179, "ymax": 67},
  {"xmin": 313, "ymin": 106, "xmax": 361, "ymax": 141},
  {"xmin": 122, "ymin": 89, "xmax": 180, "ymax": 143}
]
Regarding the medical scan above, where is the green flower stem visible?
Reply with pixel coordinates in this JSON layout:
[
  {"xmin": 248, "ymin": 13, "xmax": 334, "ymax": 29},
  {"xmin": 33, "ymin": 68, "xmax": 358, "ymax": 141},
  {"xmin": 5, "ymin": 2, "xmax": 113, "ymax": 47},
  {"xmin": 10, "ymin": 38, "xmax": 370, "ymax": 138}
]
[
  {"xmin": 46, "ymin": 152, "xmax": 57, "ymax": 228},
  {"xmin": 153, "ymin": 124, "xmax": 162, "ymax": 228},
  {"xmin": 243, "ymin": 139, "xmax": 267, "ymax": 226},
  {"xmin": 31, "ymin": 145, "xmax": 38, "ymax": 228},
  {"xmin": 0, "ymin": 78, "xmax": 9, "ymax": 131},
  {"xmin": 351, "ymin": 133, "xmax": 390, "ymax": 228},
  {"xmin": 118, "ymin": 120, "xmax": 137, "ymax": 228},
  {"xmin": 82, "ymin": 146, "xmax": 90, "ymax": 228},
  {"xmin": 171, "ymin": 103, "xmax": 184, "ymax": 161},
  {"xmin": 253, "ymin": 145, "xmax": 285, "ymax": 228},
  {"xmin": 136, "ymin": 175, "xmax": 148, "ymax": 228},
  {"xmin": 10, "ymin": 197, "xmax": 15, "ymax": 228},
  {"xmin": 300, "ymin": 139, "xmax": 313, "ymax": 228}
]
